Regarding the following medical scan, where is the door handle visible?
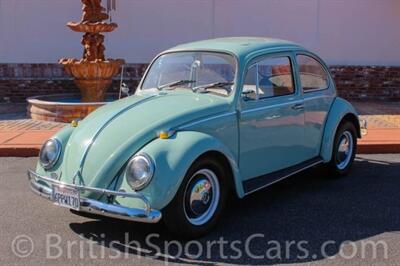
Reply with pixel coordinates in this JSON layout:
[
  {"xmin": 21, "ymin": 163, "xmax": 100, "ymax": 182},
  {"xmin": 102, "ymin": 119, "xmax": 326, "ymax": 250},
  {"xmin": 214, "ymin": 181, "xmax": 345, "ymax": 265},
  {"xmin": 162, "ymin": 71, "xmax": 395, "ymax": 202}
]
[
  {"xmin": 291, "ymin": 103, "xmax": 304, "ymax": 110},
  {"xmin": 266, "ymin": 115, "xmax": 281, "ymax": 120}
]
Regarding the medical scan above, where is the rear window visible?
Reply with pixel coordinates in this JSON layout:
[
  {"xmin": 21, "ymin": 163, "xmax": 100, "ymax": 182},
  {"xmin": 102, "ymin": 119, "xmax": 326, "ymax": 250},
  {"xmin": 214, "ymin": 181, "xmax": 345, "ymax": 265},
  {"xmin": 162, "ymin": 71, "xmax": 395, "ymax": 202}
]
[{"xmin": 297, "ymin": 55, "xmax": 329, "ymax": 92}]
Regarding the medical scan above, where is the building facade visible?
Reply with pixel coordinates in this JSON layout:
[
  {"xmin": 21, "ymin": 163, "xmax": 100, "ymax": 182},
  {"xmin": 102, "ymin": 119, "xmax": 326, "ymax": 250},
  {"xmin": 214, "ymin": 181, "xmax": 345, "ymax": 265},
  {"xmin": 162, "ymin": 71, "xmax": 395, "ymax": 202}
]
[{"xmin": 0, "ymin": 0, "xmax": 399, "ymax": 102}]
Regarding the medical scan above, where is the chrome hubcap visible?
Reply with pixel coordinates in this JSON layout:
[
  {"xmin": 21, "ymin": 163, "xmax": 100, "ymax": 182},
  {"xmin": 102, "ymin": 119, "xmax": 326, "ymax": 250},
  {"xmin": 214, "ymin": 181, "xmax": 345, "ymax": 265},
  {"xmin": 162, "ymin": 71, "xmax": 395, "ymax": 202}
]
[
  {"xmin": 336, "ymin": 131, "xmax": 354, "ymax": 170},
  {"xmin": 184, "ymin": 169, "xmax": 220, "ymax": 226}
]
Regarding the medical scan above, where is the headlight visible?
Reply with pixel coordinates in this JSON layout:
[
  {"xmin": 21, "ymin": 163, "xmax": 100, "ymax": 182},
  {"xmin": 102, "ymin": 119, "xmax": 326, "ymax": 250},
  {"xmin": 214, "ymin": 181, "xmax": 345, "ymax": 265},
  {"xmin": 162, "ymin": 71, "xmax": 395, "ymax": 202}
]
[
  {"xmin": 125, "ymin": 154, "xmax": 155, "ymax": 190},
  {"xmin": 39, "ymin": 139, "xmax": 62, "ymax": 170}
]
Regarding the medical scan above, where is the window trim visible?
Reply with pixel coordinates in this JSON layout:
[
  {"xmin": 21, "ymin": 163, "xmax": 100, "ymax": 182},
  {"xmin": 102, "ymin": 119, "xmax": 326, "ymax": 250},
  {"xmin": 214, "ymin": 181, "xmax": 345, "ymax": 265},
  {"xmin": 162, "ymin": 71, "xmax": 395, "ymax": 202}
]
[
  {"xmin": 296, "ymin": 53, "xmax": 331, "ymax": 93},
  {"xmin": 242, "ymin": 54, "xmax": 296, "ymax": 101}
]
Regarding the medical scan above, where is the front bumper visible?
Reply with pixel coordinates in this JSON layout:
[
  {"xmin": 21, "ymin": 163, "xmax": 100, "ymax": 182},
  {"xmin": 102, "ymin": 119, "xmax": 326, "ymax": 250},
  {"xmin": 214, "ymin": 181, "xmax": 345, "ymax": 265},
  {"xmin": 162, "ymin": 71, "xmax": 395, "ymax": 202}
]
[{"xmin": 27, "ymin": 169, "xmax": 162, "ymax": 223}]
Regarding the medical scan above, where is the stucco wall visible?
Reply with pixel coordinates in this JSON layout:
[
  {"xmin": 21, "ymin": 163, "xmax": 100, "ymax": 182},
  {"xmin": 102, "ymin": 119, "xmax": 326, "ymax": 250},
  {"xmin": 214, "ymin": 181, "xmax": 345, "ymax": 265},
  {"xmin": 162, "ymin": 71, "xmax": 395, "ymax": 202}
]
[{"xmin": 0, "ymin": 0, "xmax": 400, "ymax": 65}]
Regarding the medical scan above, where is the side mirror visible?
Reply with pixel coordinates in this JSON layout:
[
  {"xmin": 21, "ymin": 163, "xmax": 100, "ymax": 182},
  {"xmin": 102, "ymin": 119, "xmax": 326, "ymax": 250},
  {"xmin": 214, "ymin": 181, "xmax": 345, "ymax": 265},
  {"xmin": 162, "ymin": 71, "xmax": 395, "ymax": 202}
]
[
  {"xmin": 120, "ymin": 82, "xmax": 130, "ymax": 97},
  {"xmin": 241, "ymin": 88, "xmax": 257, "ymax": 101}
]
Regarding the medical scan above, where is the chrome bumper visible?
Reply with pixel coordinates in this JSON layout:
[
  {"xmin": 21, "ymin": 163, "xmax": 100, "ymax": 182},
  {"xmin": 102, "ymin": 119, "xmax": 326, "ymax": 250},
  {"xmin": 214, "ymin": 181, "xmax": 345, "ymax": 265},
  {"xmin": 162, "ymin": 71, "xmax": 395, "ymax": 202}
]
[{"xmin": 27, "ymin": 169, "xmax": 162, "ymax": 223}]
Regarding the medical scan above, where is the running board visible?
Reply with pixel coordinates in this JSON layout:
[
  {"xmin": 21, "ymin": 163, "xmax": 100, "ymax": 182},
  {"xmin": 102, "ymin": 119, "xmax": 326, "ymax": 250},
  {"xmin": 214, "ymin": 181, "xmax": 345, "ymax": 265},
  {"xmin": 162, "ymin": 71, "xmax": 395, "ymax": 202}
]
[{"xmin": 243, "ymin": 157, "xmax": 323, "ymax": 195}]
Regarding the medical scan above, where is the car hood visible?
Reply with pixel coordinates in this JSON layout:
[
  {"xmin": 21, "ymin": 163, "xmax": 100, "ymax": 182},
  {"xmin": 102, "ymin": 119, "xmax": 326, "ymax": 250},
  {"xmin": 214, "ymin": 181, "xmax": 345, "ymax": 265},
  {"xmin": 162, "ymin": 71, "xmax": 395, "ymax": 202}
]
[{"xmin": 61, "ymin": 91, "xmax": 230, "ymax": 188}]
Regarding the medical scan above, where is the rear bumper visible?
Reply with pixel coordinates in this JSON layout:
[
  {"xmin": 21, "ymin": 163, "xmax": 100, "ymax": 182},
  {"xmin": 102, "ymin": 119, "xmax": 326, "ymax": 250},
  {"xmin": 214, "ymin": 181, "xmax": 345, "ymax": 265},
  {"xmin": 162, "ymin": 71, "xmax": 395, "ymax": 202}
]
[{"xmin": 27, "ymin": 169, "xmax": 162, "ymax": 223}]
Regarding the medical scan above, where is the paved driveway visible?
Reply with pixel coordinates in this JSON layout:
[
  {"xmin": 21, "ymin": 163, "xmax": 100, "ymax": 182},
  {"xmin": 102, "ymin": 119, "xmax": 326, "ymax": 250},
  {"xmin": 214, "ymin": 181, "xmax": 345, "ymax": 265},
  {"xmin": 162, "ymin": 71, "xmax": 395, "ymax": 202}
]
[{"xmin": 0, "ymin": 155, "xmax": 399, "ymax": 265}]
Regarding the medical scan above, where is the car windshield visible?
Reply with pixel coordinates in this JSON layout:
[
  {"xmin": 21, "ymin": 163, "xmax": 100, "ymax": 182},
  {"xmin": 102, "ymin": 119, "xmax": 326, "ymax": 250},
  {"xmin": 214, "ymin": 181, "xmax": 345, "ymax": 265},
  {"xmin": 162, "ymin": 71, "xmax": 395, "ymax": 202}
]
[{"xmin": 141, "ymin": 52, "xmax": 236, "ymax": 96}]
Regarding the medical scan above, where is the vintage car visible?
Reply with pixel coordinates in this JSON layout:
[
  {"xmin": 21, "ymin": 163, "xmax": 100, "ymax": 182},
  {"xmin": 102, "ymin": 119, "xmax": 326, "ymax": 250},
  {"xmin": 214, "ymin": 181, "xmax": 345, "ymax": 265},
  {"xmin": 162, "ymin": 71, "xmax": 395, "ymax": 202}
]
[{"xmin": 28, "ymin": 37, "xmax": 361, "ymax": 238}]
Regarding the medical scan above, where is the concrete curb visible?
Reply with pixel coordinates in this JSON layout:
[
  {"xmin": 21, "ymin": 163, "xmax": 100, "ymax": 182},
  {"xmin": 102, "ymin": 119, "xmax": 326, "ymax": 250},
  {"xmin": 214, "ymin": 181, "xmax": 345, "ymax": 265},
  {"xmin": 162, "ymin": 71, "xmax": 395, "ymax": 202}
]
[
  {"xmin": 0, "ymin": 144, "xmax": 398, "ymax": 157},
  {"xmin": 0, "ymin": 146, "xmax": 41, "ymax": 157},
  {"xmin": 358, "ymin": 143, "xmax": 400, "ymax": 154},
  {"xmin": 357, "ymin": 128, "xmax": 400, "ymax": 154}
]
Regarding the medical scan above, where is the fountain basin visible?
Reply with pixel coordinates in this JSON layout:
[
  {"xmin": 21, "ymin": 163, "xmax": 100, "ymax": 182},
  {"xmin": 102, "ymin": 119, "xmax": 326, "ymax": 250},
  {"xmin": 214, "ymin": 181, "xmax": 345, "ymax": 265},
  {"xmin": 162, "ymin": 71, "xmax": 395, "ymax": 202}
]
[
  {"xmin": 67, "ymin": 22, "xmax": 118, "ymax": 33},
  {"xmin": 59, "ymin": 59, "xmax": 125, "ymax": 102},
  {"xmin": 27, "ymin": 94, "xmax": 117, "ymax": 123}
]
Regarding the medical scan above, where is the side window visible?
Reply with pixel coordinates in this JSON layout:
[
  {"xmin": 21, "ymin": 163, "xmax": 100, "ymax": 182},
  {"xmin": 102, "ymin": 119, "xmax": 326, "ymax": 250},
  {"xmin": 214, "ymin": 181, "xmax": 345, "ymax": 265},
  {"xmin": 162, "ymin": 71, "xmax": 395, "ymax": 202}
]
[
  {"xmin": 258, "ymin": 57, "xmax": 294, "ymax": 99},
  {"xmin": 297, "ymin": 55, "xmax": 329, "ymax": 92},
  {"xmin": 242, "ymin": 56, "xmax": 295, "ymax": 101}
]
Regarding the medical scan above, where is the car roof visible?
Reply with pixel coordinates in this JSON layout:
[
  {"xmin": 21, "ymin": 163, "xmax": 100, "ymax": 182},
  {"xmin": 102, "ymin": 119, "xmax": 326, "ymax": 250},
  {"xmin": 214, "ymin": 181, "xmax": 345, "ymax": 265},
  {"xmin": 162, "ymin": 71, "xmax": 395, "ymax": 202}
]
[{"xmin": 166, "ymin": 37, "xmax": 305, "ymax": 59}]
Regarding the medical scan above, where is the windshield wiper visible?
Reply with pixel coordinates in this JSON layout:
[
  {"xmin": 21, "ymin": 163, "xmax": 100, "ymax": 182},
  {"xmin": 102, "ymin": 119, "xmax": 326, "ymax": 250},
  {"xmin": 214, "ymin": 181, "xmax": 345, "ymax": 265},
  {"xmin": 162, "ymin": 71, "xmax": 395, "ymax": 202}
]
[
  {"xmin": 157, "ymin": 80, "xmax": 196, "ymax": 90},
  {"xmin": 193, "ymin": 82, "xmax": 234, "ymax": 93}
]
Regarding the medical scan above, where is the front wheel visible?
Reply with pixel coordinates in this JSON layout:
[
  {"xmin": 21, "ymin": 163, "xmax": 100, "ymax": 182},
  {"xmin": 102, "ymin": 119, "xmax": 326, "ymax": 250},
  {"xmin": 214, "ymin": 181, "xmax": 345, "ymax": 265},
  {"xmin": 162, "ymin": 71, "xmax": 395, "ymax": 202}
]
[
  {"xmin": 327, "ymin": 121, "xmax": 357, "ymax": 177},
  {"xmin": 163, "ymin": 157, "xmax": 228, "ymax": 238}
]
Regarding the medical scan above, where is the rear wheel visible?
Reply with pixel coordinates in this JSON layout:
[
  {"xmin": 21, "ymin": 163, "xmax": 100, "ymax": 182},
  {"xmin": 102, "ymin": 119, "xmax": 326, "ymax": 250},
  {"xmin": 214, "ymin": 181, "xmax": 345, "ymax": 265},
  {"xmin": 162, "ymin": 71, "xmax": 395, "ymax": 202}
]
[
  {"xmin": 327, "ymin": 121, "xmax": 357, "ymax": 177},
  {"xmin": 163, "ymin": 157, "xmax": 228, "ymax": 238}
]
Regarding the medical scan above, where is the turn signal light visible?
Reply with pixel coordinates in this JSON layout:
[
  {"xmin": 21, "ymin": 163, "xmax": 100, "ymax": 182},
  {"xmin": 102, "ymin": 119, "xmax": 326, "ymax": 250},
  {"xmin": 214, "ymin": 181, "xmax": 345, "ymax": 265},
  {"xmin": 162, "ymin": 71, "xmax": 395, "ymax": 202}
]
[
  {"xmin": 71, "ymin": 120, "xmax": 79, "ymax": 127},
  {"xmin": 158, "ymin": 130, "xmax": 175, "ymax": 139}
]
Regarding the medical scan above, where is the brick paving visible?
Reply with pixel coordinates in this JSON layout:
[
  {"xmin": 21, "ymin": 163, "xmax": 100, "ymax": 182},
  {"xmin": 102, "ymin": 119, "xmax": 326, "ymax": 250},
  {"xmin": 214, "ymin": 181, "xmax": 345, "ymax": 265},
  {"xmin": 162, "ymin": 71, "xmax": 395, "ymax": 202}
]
[
  {"xmin": 0, "ymin": 101, "xmax": 398, "ymax": 131},
  {"xmin": 0, "ymin": 101, "xmax": 399, "ymax": 156},
  {"xmin": 0, "ymin": 107, "xmax": 65, "ymax": 156},
  {"xmin": 0, "ymin": 119, "xmax": 64, "ymax": 131},
  {"xmin": 353, "ymin": 101, "xmax": 400, "ymax": 128},
  {"xmin": 0, "ymin": 130, "xmax": 61, "ymax": 157}
]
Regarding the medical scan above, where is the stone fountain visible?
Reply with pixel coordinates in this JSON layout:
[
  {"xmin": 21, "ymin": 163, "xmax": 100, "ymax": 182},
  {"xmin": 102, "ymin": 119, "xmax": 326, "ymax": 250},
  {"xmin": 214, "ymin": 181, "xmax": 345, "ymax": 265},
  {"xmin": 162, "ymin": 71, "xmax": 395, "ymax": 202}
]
[
  {"xmin": 60, "ymin": 0, "xmax": 125, "ymax": 102},
  {"xmin": 28, "ymin": 0, "xmax": 125, "ymax": 122}
]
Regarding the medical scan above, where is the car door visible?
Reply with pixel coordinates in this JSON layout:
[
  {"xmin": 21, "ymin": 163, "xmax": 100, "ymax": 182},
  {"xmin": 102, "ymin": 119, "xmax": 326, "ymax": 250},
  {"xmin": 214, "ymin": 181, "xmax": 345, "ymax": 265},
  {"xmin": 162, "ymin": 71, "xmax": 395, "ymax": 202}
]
[
  {"xmin": 239, "ymin": 53, "xmax": 310, "ymax": 182},
  {"xmin": 296, "ymin": 54, "xmax": 335, "ymax": 158}
]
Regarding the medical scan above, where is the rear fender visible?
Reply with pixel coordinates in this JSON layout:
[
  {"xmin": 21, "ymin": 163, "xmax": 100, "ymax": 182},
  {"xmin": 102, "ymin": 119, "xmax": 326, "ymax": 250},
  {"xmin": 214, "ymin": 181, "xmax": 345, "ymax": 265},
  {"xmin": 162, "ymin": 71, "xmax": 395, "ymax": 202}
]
[{"xmin": 320, "ymin": 97, "xmax": 360, "ymax": 162}]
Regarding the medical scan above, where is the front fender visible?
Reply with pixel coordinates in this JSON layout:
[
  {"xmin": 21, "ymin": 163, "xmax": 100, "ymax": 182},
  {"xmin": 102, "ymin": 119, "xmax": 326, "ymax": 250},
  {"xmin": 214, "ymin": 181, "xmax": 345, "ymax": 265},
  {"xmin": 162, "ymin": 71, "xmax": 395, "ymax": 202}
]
[
  {"xmin": 115, "ymin": 131, "xmax": 243, "ymax": 211},
  {"xmin": 320, "ymin": 97, "xmax": 359, "ymax": 162}
]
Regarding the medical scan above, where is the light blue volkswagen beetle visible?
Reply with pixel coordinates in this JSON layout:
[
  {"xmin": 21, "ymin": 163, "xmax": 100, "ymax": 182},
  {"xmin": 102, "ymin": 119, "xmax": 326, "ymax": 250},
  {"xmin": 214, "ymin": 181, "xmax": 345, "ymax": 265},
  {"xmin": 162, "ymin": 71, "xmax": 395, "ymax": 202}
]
[{"xmin": 28, "ymin": 37, "xmax": 361, "ymax": 238}]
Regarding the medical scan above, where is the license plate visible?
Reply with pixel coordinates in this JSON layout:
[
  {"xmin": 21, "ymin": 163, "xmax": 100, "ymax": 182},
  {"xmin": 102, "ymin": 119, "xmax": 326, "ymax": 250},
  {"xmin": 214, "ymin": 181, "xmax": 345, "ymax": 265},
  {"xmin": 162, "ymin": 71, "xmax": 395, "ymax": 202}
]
[{"xmin": 52, "ymin": 185, "xmax": 80, "ymax": 210}]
